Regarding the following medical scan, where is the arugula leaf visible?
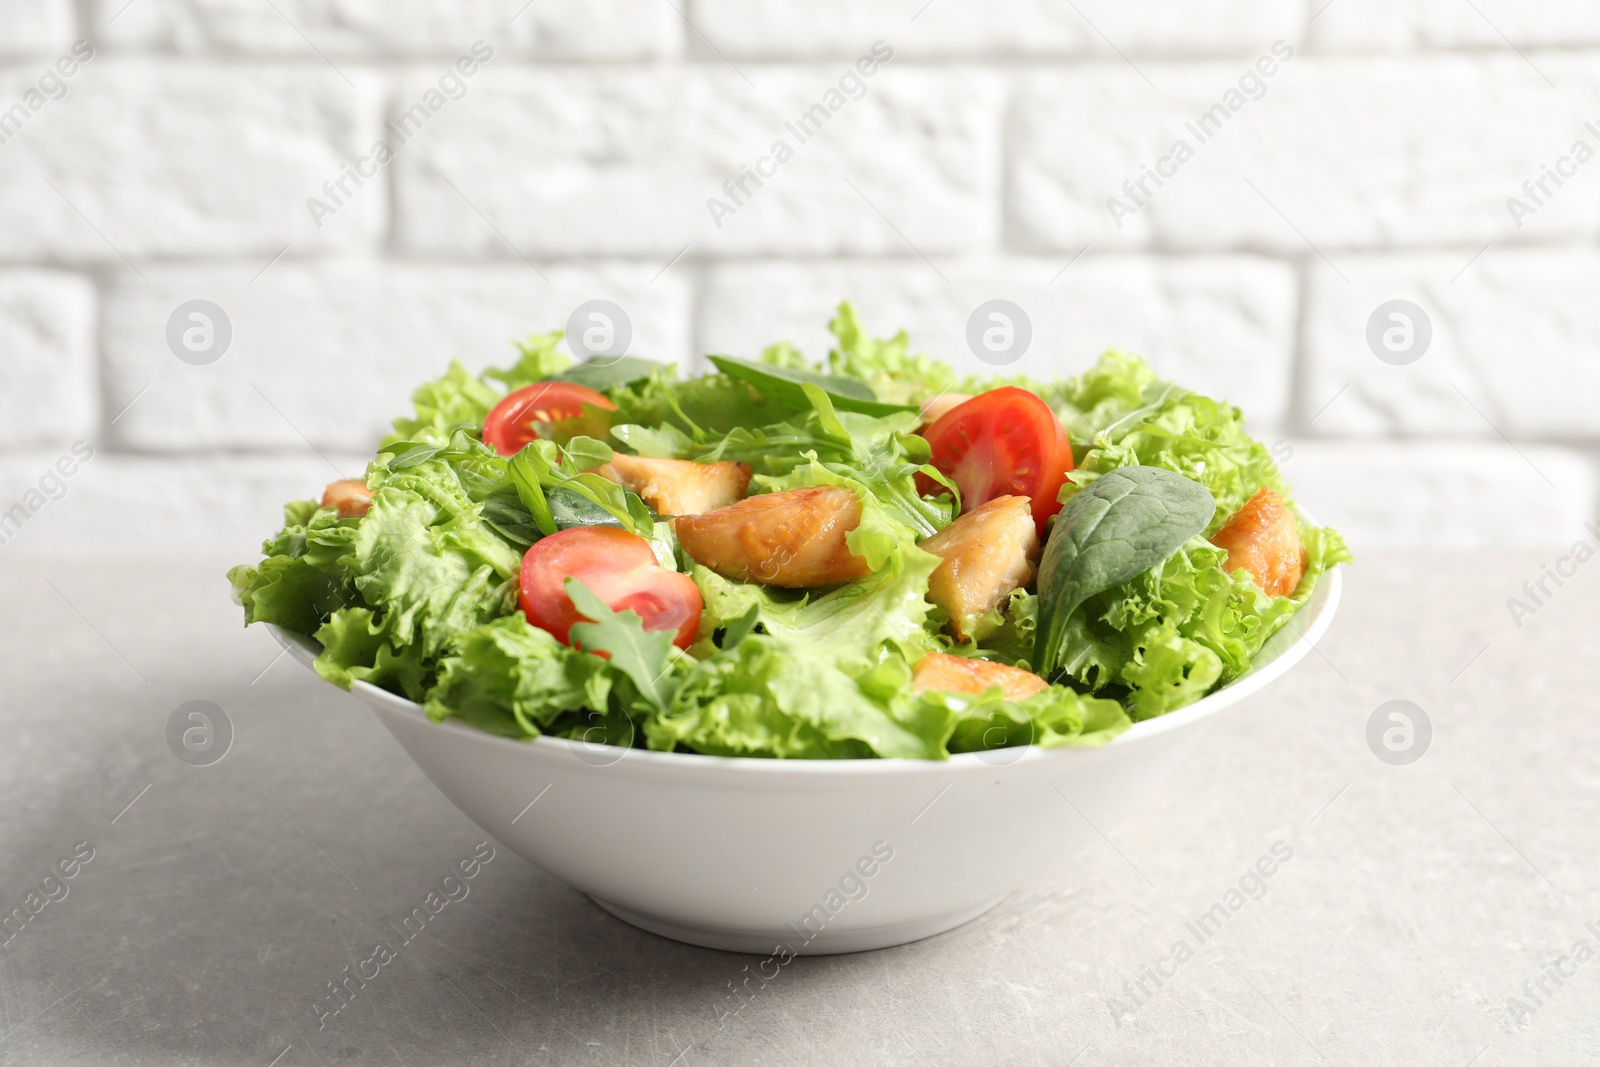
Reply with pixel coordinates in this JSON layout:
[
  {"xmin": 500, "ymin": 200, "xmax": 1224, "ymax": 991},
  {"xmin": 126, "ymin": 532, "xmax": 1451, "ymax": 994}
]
[
  {"xmin": 566, "ymin": 579, "xmax": 678, "ymax": 713},
  {"xmin": 1034, "ymin": 466, "xmax": 1215, "ymax": 675},
  {"xmin": 708, "ymin": 354, "xmax": 915, "ymax": 417},
  {"xmin": 552, "ymin": 356, "xmax": 668, "ymax": 392}
]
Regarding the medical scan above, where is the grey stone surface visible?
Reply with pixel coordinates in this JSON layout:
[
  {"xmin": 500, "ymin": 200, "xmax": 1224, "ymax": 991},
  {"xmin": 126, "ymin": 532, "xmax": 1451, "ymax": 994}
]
[{"xmin": 0, "ymin": 553, "xmax": 1596, "ymax": 1065}]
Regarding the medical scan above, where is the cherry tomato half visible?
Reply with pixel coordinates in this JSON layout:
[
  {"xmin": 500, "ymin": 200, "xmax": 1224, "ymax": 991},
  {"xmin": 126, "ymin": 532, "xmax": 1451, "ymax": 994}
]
[
  {"xmin": 917, "ymin": 387, "xmax": 1074, "ymax": 534},
  {"xmin": 519, "ymin": 527, "xmax": 702, "ymax": 651},
  {"xmin": 482, "ymin": 382, "xmax": 617, "ymax": 457}
]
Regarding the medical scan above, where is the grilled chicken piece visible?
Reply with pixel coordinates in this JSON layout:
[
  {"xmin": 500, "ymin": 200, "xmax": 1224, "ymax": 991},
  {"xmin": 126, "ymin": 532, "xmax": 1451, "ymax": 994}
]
[
  {"xmin": 1209, "ymin": 487, "xmax": 1306, "ymax": 597},
  {"xmin": 912, "ymin": 652, "xmax": 1049, "ymax": 702},
  {"xmin": 919, "ymin": 495, "xmax": 1039, "ymax": 641},
  {"xmin": 596, "ymin": 453, "xmax": 751, "ymax": 516},
  {"xmin": 918, "ymin": 392, "xmax": 973, "ymax": 427},
  {"xmin": 675, "ymin": 486, "xmax": 870, "ymax": 589},
  {"xmin": 321, "ymin": 479, "xmax": 372, "ymax": 518}
]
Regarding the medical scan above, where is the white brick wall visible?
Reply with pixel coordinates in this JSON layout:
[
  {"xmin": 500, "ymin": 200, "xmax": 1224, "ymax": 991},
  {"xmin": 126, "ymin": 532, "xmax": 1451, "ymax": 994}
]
[
  {"xmin": 0, "ymin": 271, "xmax": 96, "ymax": 448},
  {"xmin": 93, "ymin": 0, "xmax": 681, "ymax": 59},
  {"xmin": 102, "ymin": 261, "xmax": 693, "ymax": 452},
  {"xmin": 395, "ymin": 66, "xmax": 1004, "ymax": 256},
  {"xmin": 0, "ymin": 4, "xmax": 1595, "ymax": 555},
  {"xmin": 1011, "ymin": 56, "xmax": 1600, "ymax": 251},
  {"xmin": 0, "ymin": 0, "xmax": 74, "ymax": 57},
  {"xmin": 1311, "ymin": 0, "xmax": 1600, "ymax": 51},
  {"xmin": 690, "ymin": 0, "xmax": 1304, "ymax": 59},
  {"xmin": 0, "ymin": 62, "xmax": 384, "ymax": 258}
]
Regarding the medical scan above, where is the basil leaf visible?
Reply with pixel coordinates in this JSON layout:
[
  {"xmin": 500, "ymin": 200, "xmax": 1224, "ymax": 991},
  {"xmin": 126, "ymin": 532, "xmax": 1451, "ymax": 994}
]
[
  {"xmin": 1034, "ymin": 466, "xmax": 1215, "ymax": 675},
  {"xmin": 551, "ymin": 356, "xmax": 667, "ymax": 391},
  {"xmin": 708, "ymin": 354, "xmax": 915, "ymax": 417}
]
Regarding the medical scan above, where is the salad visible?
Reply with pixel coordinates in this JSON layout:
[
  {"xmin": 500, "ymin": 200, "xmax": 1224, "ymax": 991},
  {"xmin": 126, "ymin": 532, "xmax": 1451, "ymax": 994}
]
[{"xmin": 229, "ymin": 303, "xmax": 1348, "ymax": 760}]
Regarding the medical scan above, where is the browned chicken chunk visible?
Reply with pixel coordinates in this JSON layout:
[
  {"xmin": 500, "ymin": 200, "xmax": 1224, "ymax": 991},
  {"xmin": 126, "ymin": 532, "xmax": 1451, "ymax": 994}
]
[
  {"xmin": 911, "ymin": 652, "xmax": 1049, "ymax": 701},
  {"xmin": 674, "ymin": 485, "xmax": 871, "ymax": 589},
  {"xmin": 919, "ymin": 495, "xmax": 1039, "ymax": 641},
  {"xmin": 1209, "ymin": 487, "xmax": 1306, "ymax": 597},
  {"xmin": 321, "ymin": 479, "xmax": 372, "ymax": 518},
  {"xmin": 596, "ymin": 453, "xmax": 751, "ymax": 516}
]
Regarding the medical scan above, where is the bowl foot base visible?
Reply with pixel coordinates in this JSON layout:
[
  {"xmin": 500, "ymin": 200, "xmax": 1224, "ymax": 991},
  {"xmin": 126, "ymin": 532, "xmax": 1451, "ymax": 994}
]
[{"xmin": 589, "ymin": 893, "xmax": 1010, "ymax": 955}]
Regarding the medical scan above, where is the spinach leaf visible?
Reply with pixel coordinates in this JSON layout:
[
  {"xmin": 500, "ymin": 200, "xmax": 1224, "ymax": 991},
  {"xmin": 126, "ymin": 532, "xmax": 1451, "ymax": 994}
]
[
  {"xmin": 479, "ymin": 494, "xmax": 542, "ymax": 547},
  {"xmin": 1034, "ymin": 466, "xmax": 1215, "ymax": 675},
  {"xmin": 551, "ymin": 356, "xmax": 668, "ymax": 392},
  {"xmin": 548, "ymin": 487, "xmax": 625, "ymax": 530},
  {"xmin": 708, "ymin": 354, "xmax": 915, "ymax": 417}
]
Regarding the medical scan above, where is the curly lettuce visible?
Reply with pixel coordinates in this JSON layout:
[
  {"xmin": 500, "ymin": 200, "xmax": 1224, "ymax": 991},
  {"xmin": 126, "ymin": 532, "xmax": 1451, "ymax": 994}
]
[{"xmin": 230, "ymin": 304, "xmax": 1346, "ymax": 757}]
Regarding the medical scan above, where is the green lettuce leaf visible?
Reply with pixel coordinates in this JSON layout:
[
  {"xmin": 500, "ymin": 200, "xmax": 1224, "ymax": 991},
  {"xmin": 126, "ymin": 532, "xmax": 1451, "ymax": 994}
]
[
  {"xmin": 424, "ymin": 615, "xmax": 611, "ymax": 738},
  {"xmin": 692, "ymin": 533, "xmax": 943, "ymax": 673},
  {"xmin": 647, "ymin": 636, "xmax": 954, "ymax": 759},
  {"xmin": 824, "ymin": 302, "xmax": 961, "ymax": 405}
]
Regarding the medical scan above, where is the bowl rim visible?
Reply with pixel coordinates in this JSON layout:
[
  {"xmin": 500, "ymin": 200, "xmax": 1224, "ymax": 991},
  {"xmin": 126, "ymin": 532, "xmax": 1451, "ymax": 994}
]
[{"xmin": 267, "ymin": 563, "xmax": 1341, "ymax": 775}]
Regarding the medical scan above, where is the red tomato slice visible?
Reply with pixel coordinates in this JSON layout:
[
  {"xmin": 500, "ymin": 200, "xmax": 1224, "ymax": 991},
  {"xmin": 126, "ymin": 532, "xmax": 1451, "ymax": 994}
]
[
  {"xmin": 483, "ymin": 382, "xmax": 617, "ymax": 457},
  {"xmin": 917, "ymin": 387, "xmax": 1074, "ymax": 534},
  {"xmin": 519, "ymin": 526, "xmax": 701, "ymax": 651}
]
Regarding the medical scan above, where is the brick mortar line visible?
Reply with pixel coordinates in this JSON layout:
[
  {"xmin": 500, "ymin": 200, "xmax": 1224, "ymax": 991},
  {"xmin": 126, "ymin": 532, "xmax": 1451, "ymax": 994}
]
[
  {"xmin": 10, "ymin": 48, "xmax": 1600, "ymax": 71},
  {"xmin": 7, "ymin": 244, "xmax": 1598, "ymax": 276}
]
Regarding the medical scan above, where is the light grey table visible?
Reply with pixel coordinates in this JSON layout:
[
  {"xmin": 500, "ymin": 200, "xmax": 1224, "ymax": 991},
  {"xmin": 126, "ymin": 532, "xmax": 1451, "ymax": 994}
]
[{"xmin": 1, "ymin": 553, "xmax": 1595, "ymax": 1066}]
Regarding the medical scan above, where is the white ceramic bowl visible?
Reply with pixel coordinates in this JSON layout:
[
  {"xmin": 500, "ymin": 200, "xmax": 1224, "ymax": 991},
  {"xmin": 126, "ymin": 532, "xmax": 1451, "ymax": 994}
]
[{"xmin": 271, "ymin": 567, "xmax": 1339, "ymax": 956}]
